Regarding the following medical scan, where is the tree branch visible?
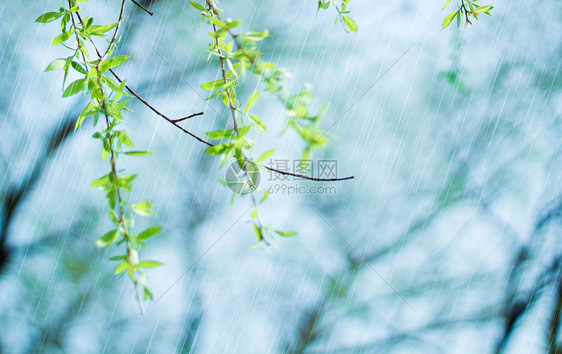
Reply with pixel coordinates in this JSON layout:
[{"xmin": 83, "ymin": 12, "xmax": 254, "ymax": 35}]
[
  {"xmin": 0, "ymin": 119, "xmax": 75, "ymax": 271},
  {"xmin": 497, "ymin": 254, "xmax": 562, "ymax": 352},
  {"xmin": 130, "ymin": 0, "xmax": 153, "ymax": 15},
  {"xmin": 203, "ymin": 1, "xmax": 354, "ymax": 182},
  {"xmin": 73, "ymin": 11, "xmax": 214, "ymax": 147},
  {"xmin": 108, "ymin": 70, "xmax": 213, "ymax": 146},
  {"xmin": 263, "ymin": 166, "xmax": 354, "ymax": 182},
  {"xmin": 549, "ymin": 274, "xmax": 562, "ymax": 354}
]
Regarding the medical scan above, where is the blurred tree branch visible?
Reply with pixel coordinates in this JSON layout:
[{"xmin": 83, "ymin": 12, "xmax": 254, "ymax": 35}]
[
  {"xmin": 496, "ymin": 194, "xmax": 562, "ymax": 352},
  {"xmin": 0, "ymin": 118, "xmax": 75, "ymax": 271}
]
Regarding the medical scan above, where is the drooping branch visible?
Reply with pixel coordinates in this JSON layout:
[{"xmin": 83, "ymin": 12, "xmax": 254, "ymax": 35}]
[
  {"xmin": 78, "ymin": 0, "xmax": 354, "ymax": 183},
  {"xmin": 71, "ymin": 0, "xmax": 150, "ymax": 314},
  {"xmin": 73, "ymin": 11, "xmax": 214, "ymax": 147},
  {"xmin": 203, "ymin": 1, "xmax": 355, "ymax": 182}
]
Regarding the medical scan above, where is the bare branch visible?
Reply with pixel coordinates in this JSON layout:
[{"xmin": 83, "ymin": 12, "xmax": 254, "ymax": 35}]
[
  {"xmin": 263, "ymin": 166, "xmax": 354, "ymax": 182},
  {"xmin": 130, "ymin": 0, "xmax": 153, "ymax": 15},
  {"xmin": 171, "ymin": 112, "xmax": 204, "ymax": 123}
]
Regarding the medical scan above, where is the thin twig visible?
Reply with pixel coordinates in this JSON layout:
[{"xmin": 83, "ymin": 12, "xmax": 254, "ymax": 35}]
[
  {"xmin": 99, "ymin": 0, "xmax": 127, "ymax": 61},
  {"xmin": 130, "ymin": 0, "xmax": 153, "ymax": 16},
  {"xmin": 209, "ymin": 15, "xmax": 238, "ymax": 132},
  {"xmin": 263, "ymin": 166, "xmax": 354, "ymax": 181},
  {"xmin": 171, "ymin": 112, "xmax": 204, "ymax": 123},
  {"xmin": 108, "ymin": 70, "xmax": 213, "ymax": 146},
  {"xmin": 74, "ymin": 12, "xmax": 213, "ymax": 147}
]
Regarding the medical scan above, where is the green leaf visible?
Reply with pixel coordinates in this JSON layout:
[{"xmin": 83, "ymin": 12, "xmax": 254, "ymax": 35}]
[
  {"xmin": 117, "ymin": 174, "xmax": 137, "ymax": 191},
  {"xmin": 242, "ymin": 31, "xmax": 269, "ymax": 41},
  {"xmin": 205, "ymin": 144, "xmax": 230, "ymax": 156},
  {"xmin": 88, "ymin": 23, "xmax": 117, "ymax": 36},
  {"xmin": 256, "ymin": 149, "xmax": 275, "ymax": 163},
  {"xmin": 225, "ymin": 19, "xmax": 242, "ymax": 29},
  {"xmin": 96, "ymin": 229, "xmax": 119, "ymax": 247},
  {"xmin": 114, "ymin": 261, "xmax": 130, "ymax": 274},
  {"xmin": 189, "ymin": 0, "xmax": 206, "ymax": 12},
  {"xmin": 260, "ymin": 189, "xmax": 269, "ymax": 204},
  {"xmin": 220, "ymin": 148, "xmax": 235, "ymax": 167},
  {"xmin": 318, "ymin": 1, "xmax": 330, "ymax": 10},
  {"xmin": 45, "ymin": 58, "xmax": 66, "ymax": 71},
  {"xmin": 137, "ymin": 260, "xmax": 163, "ymax": 269},
  {"xmin": 249, "ymin": 114, "xmax": 267, "ymax": 132},
  {"xmin": 226, "ymin": 59, "xmax": 237, "ymax": 77},
  {"xmin": 275, "ymin": 230, "xmax": 298, "ymax": 237},
  {"xmin": 237, "ymin": 126, "xmax": 251, "ymax": 137},
  {"xmin": 253, "ymin": 224, "xmax": 263, "ymax": 241},
  {"xmin": 200, "ymin": 79, "xmax": 225, "ymax": 91},
  {"xmin": 244, "ymin": 92, "xmax": 260, "ymax": 111},
  {"xmin": 90, "ymin": 173, "xmax": 109, "ymax": 188},
  {"xmin": 76, "ymin": 104, "xmax": 94, "ymax": 130},
  {"xmin": 138, "ymin": 226, "xmax": 163, "ymax": 241},
  {"xmin": 36, "ymin": 12, "xmax": 63, "ymax": 23},
  {"xmin": 99, "ymin": 55, "xmax": 129, "ymax": 73},
  {"xmin": 52, "ymin": 30, "xmax": 74, "ymax": 45},
  {"xmin": 109, "ymin": 210, "xmax": 119, "ymax": 224},
  {"xmin": 124, "ymin": 151, "xmax": 152, "ymax": 156},
  {"xmin": 108, "ymin": 255, "xmax": 127, "ymax": 261},
  {"xmin": 298, "ymin": 127, "xmax": 329, "ymax": 147},
  {"xmin": 441, "ymin": 0, "xmax": 451, "ymax": 10},
  {"xmin": 62, "ymin": 78, "xmax": 87, "ymax": 97},
  {"xmin": 120, "ymin": 131, "xmax": 134, "ymax": 147},
  {"xmin": 102, "ymin": 139, "xmax": 111, "ymax": 160},
  {"xmin": 71, "ymin": 61, "xmax": 88, "ymax": 74},
  {"xmin": 475, "ymin": 6, "xmax": 493, "ymax": 13},
  {"xmin": 442, "ymin": 11, "xmax": 458, "ymax": 28},
  {"xmin": 144, "ymin": 286, "xmax": 153, "ymax": 300},
  {"xmin": 132, "ymin": 201, "xmax": 154, "ymax": 216},
  {"xmin": 84, "ymin": 16, "xmax": 93, "ymax": 29},
  {"xmin": 343, "ymin": 16, "xmax": 357, "ymax": 32},
  {"xmin": 210, "ymin": 17, "xmax": 227, "ymax": 28},
  {"xmin": 205, "ymin": 129, "xmax": 234, "ymax": 140}
]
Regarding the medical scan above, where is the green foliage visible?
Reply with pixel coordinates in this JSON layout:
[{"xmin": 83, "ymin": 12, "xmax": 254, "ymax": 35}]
[
  {"xmin": 442, "ymin": 0, "xmax": 494, "ymax": 29},
  {"xmin": 35, "ymin": 12, "xmax": 64, "ymax": 23},
  {"xmin": 317, "ymin": 0, "xmax": 358, "ymax": 32},
  {"xmin": 194, "ymin": 0, "xmax": 346, "ymax": 244},
  {"xmin": 38, "ymin": 0, "xmax": 159, "ymax": 312},
  {"xmin": 37, "ymin": 0, "xmax": 494, "ymax": 313}
]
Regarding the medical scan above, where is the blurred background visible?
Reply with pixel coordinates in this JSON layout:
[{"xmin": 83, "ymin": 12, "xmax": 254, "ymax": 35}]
[{"xmin": 1, "ymin": 0, "xmax": 561, "ymax": 352}]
